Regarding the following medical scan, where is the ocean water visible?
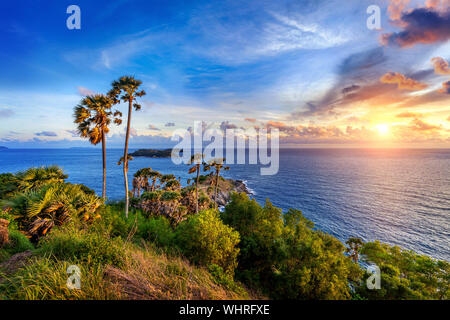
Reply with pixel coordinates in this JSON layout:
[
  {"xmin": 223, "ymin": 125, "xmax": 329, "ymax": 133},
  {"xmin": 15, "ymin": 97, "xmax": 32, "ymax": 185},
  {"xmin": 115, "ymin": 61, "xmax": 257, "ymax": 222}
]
[{"xmin": 0, "ymin": 148, "xmax": 449, "ymax": 261}]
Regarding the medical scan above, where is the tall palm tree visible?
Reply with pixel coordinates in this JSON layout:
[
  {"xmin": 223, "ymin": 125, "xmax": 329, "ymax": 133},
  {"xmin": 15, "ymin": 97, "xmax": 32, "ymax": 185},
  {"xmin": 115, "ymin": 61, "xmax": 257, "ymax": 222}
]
[
  {"xmin": 188, "ymin": 153, "xmax": 204, "ymax": 214},
  {"xmin": 204, "ymin": 158, "xmax": 229, "ymax": 210},
  {"xmin": 74, "ymin": 94, "xmax": 122, "ymax": 200},
  {"xmin": 109, "ymin": 76, "xmax": 146, "ymax": 218}
]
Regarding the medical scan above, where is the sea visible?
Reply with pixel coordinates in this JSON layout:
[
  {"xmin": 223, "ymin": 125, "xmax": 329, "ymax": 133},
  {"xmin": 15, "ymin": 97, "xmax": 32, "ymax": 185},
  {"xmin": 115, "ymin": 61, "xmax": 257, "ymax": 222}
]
[{"xmin": 0, "ymin": 148, "xmax": 449, "ymax": 261}]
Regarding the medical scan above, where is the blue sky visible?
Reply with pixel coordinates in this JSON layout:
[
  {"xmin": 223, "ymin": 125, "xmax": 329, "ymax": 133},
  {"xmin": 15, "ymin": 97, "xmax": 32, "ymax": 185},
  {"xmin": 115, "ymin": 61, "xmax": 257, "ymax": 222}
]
[{"xmin": 0, "ymin": 0, "xmax": 449, "ymax": 148}]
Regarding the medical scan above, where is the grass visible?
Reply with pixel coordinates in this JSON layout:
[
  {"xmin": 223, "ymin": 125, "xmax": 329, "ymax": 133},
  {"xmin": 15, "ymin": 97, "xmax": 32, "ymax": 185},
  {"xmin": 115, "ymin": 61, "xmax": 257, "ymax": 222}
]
[{"xmin": 0, "ymin": 203, "xmax": 258, "ymax": 300}]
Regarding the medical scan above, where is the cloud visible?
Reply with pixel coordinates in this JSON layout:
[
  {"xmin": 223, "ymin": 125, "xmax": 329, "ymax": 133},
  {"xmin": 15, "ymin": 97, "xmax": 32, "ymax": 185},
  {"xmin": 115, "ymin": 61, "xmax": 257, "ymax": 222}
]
[
  {"xmin": 342, "ymin": 85, "xmax": 360, "ymax": 94},
  {"xmin": 380, "ymin": 72, "xmax": 428, "ymax": 91},
  {"xmin": 431, "ymin": 57, "xmax": 450, "ymax": 75},
  {"xmin": 408, "ymin": 118, "xmax": 441, "ymax": 131},
  {"xmin": 130, "ymin": 128, "xmax": 138, "ymax": 136},
  {"xmin": 164, "ymin": 122, "xmax": 175, "ymax": 127},
  {"xmin": 338, "ymin": 47, "xmax": 387, "ymax": 75},
  {"xmin": 35, "ymin": 131, "xmax": 58, "ymax": 137},
  {"xmin": 77, "ymin": 86, "xmax": 96, "ymax": 96},
  {"xmin": 244, "ymin": 118, "xmax": 257, "ymax": 122},
  {"xmin": 381, "ymin": 7, "xmax": 450, "ymax": 48},
  {"xmin": 438, "ymin": 80, "xmax": 450, "ymax": 93},
  {"xmin": 388, "ymin": 0, "xmax": 411, "ymax": 21},
  {"xmin": 396, "ymin": 111, "xmax": 422, "ymax": 118},
  {"xmin": 0, "ymin": 108, "xmax": 14, "ymax": 118},
  {"xmin": 66, "ymin": 129, "xmax": 79, "ymax": 137},
  {"xmin": 219, "ymin": 121, "xmax": 238, "ymax": 132},
  {"xmin": 148, "ymin": 124, "xmax": 161, "ymax": 131}
]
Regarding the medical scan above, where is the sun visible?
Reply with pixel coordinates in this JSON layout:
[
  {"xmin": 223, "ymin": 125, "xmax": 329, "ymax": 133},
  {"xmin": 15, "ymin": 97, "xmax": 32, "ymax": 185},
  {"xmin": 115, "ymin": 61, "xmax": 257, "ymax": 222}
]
[{"xmin": 376, "ymin": 124, "xmax": 390, "ymax": 136}]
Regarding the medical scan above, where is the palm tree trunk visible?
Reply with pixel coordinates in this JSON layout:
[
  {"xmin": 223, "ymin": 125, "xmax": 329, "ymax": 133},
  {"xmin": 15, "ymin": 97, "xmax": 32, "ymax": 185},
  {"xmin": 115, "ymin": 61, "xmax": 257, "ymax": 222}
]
[
  {"xmin": 123, "ymin": 98, "xmax": 133, "ymax": 218},
  {"xmin": 102, "ymin": 130, "xmax": 106, "ymax": 201},
  {"xmin": 195, "ymin": 166, "xmax": 200, "ymax": 214},
  {"xmin": 214, "ymin": 169, "xmax": 220, "ymax": 210}
]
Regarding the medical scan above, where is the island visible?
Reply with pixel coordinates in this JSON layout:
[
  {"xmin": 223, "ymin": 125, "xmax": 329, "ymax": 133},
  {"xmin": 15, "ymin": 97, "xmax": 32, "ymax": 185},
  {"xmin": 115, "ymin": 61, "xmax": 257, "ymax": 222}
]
[
  {"xmin": 129, "ymin": 148, "xmax": 173, "ymax": 158},
  {"xmin": 0, "ymin": 146, "xmax": 8, "ymax": 150}
]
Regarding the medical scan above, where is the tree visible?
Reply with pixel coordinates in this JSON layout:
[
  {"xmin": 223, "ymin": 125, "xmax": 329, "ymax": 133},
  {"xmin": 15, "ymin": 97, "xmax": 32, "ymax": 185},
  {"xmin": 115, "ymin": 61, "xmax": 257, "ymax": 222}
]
[
  {"xmin": 204, "ymin": 158, "xmax": 229, "ymax": 209},
  {"xmin": 188, "ymin": 153, "xmax": 204, "ymax": 214},
  {"xmin": 148, "ymin": 170, "xmax": 162, "ymax": 192},
  {"xmin": 345, "ymin": 237, "xmax": 364, "ymax": 263},
  {"xmin": 109, "ymin": 76, "xmax": 146, "ymax": 218},
  {"xmin": 175, "ymin": 209, "xmax": 240, "ymax": 275},
  {"xmin": 133, "ymin": 168, "xmax": 155, "ymax": 196},
  {"xmin": 357, "ymin": 241, "xmax": 449, "ymax": 300},
  {"xmin": 74, "ymin": 94, "xmax": 122, "ymax": 200},
  {"xmin": 9, "ymin": 183, "xmax": 103, "ymax": 240},
  {"xmin": 16, "ymin": 166, "xmax": 68, "ymax": 192}
]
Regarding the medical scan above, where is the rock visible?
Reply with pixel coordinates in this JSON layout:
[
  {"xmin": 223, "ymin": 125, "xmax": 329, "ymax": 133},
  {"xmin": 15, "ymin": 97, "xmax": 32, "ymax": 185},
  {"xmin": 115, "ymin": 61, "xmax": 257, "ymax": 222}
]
[
  {"xmin": 0, "ymin": 250, "xmax": 33, "ymax": 275},
  {"xmin": 0, "ymin": 218, "xmax": 9, "ymax": 247}
]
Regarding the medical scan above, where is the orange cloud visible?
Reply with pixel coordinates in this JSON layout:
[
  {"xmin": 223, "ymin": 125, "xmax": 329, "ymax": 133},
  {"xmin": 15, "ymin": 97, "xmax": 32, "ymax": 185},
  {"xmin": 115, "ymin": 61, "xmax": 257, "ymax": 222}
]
[
  {"xmin": 380, "ymin": 72, "xmax": 428, "ymax": 91},
  {"xmin": 396, "ymin": 111, "xmax": 422, "ymax": 118},
  {"xmin": 266, "ymin": 121, "xmax": 288, "ymax": 129},
  {"xmin": 244, "ymin": 118, "xmax": 257, "ymax": 122},
  {"xmin": 381, "ymin": 6, "xmax": 450, "ymax": 48},
  {"xmin": 438, "ymin": 80, "xmax": 450, "ymax": 94},
  {"xmin": 388, "ymin": 0, "xmax": 410, "ymax": 21},
  {"xmin": 426, "ymin": 0, "xmax": 449, "ymax": 12},
  {"xmin": 409, "ymin": 119, "xmax": 441, "ymax": 131},
  {"xmin": 431, "ymin": 57, "xmax": 450, "ymax": 75}
]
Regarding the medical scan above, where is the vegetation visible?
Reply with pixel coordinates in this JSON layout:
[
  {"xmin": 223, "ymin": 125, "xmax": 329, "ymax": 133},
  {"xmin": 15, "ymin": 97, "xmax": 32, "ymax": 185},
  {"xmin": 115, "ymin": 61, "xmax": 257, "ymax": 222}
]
[
  {"xmin": 0, "ymin": 165, "xmax": 448, "ymax": 300},
  {"xmin": 356, "ymin": 241, "xmax": 449, "ymax": 300},
  {"xmin": 2, "ymin": 66, "xmax": 449, "ymax": 300},
  {"xmin": 73, "ymin": 94, "xmax": 122, "ymax": 200},
  {"xmin": 204, "ymin": 158, "xmax": 230, "ymax": 209},
  {"xmin": 130, "ymin": 149, "xmax": 173, "ymax": 158},
  {"xmin": 109, "ymin": 76, "xmax": 146, "ymax": 218}
]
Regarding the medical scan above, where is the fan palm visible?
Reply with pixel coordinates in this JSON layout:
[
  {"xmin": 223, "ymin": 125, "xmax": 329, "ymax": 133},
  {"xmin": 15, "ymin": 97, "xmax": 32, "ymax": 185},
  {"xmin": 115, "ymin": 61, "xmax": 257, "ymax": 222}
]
[
  {"xmin": 109, "ymin": 76, "xmax": 146, "ymax": 218},
  {"xmin": 188, "ymin": 153, "xmax": 204, "ymax": 214},
  {"xmin": 16, "ymin": 166, "xmax": 68, "ymax": 192},
  {"xmin": 204, "ymin": 158, "xmax": 230, "ymax": 210},
  {"xmin": 9, "ymin": 183, "xmax": 103, "ymax": 240},
  {"xmin": 74, "ymin": 94, "xmax": 122, "ymax": 200}
]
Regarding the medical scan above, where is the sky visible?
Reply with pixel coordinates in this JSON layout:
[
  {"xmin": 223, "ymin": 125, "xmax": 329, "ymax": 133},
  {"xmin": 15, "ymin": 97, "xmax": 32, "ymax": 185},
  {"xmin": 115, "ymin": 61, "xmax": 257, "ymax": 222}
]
[{"xmin": 0, "ymin": 0, "xmax": 449, "ymax": 148}]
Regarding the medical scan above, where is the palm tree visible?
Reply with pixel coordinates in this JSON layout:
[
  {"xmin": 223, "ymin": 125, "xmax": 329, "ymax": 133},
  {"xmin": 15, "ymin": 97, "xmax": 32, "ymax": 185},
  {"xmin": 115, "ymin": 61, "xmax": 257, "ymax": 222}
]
[
  {"xmin": 109, "ymin": 76, "xmax": 146, "ymax": 218},
  {"xmin": 188, "ymin": 153, "xmax": 204, "ymax": 214},
  {"xmin": 345, "ymin": 237, "xmax": 364, "ymax": 263},
  {"xmin": 74, "ymin": 94, "xmax": 122, "ymax": 200},
  {"xmin": 16, "ymin": 166, "xmax": 68, "ymax": 192},
  {"xmin": 148, "ymin": 170, "xmax": 162, "ymax": 192},
  {"xmin": 9, "ymin": 183, "xmax": 102, "ymax": 240},
  {"xmin": 204, "ymin": 158, "xmax": 229, "ymax": 210},
  {"xmin": 133, "ymin": 167, "xmax": 154, "ymax": 196}
]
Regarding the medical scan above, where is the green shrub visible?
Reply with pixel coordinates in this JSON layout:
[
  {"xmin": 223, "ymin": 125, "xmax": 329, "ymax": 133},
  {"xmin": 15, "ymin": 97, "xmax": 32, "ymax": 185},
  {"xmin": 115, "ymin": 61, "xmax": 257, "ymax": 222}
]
[
  {"xmin": 139, "ymin": 217, "xmax": 175, "ymax": 247},
  {"xmin": 8, "ymin": 182, "xmax": 103, "ymax": 240},
  {"xmin": 37, "ymin": 227, "xmax": 126, "ymax": 268},
  {"xmin": 208, "ymin": 264, "xmax": 247, "ymax": 297},
  {"xmin": 2, "ymin": 230, "xmax": 34, "ymax": 255},
  {"xmin": 223, "ymin": 193, "xmax": 360, "ymax": 299},
  {"xmin": 175, "ymin": 210, "xmax": 240, "ymax": 275},
  {"xmin": 356, "ymin": 241, "xmax": 449, "ymax": 300},
  {"xmin": 0, "ymin": 173, "xmax": 19, "ymax": 200}
]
